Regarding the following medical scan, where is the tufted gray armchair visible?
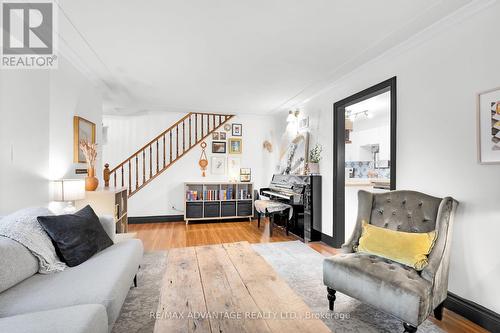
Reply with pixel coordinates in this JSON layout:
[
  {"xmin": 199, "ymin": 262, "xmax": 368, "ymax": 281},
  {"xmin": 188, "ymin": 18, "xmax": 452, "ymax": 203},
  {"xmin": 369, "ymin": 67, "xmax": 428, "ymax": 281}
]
[{"xmin": 323, "ymin": 190, "xmax": 458, "ymax": 332}]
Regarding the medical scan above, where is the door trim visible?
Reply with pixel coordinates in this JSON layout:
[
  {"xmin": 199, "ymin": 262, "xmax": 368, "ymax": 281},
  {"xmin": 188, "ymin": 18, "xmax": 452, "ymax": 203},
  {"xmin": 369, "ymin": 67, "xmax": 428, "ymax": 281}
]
[{"xmin": 332, "ymin": 77, "xmax": 397, "ymax": 248}]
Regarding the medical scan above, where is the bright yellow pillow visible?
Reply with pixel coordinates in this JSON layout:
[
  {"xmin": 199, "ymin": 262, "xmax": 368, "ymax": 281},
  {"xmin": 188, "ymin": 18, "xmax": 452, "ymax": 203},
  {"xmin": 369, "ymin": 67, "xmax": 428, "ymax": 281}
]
[{"xmin": 357, "ymin": 221, "xmax": 436, "ymax": 270}]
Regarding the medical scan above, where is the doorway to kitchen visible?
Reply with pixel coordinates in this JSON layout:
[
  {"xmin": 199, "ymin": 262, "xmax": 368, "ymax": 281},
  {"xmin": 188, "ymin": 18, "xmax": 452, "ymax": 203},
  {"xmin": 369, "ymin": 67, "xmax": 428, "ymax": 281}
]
[{"xmin": 332, "ymin": 77, "xmax": 396, "ymax": 247}]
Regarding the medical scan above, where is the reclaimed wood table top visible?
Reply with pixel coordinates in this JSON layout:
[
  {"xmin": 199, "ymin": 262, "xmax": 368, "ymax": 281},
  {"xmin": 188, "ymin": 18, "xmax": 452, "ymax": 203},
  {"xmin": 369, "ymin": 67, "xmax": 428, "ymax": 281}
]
[{"xmin": 153, "ymin": 241, "xmax": 331, "ymax": 333}]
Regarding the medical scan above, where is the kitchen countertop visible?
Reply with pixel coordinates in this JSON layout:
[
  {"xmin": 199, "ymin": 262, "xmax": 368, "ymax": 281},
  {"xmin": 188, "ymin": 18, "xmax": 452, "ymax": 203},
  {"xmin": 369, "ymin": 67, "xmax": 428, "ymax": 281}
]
[{"xmin": 345, "ymin": 178, "xmax": 390, "ymax": 187}]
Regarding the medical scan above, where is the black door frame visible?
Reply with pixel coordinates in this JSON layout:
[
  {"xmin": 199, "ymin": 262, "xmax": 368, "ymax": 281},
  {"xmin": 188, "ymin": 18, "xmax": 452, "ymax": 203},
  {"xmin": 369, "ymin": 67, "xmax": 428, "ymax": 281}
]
[{"xmin": 332, "ymin": 77, "xmax": 397, "ymax": 248}]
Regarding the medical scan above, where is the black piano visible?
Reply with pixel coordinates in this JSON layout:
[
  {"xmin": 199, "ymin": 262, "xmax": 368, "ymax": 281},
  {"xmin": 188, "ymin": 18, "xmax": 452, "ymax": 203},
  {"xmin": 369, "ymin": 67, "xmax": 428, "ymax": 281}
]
[{"xmin": 259, "ymin": 174, "xmax": 322, "ymax": 241}]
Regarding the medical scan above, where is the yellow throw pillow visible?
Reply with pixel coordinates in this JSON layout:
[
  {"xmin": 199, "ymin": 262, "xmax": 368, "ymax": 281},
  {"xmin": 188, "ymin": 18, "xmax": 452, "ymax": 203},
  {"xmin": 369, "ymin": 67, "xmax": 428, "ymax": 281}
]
[{"xmin": 357, "ymin": 221, "xmax": 436, "ymax": 270}]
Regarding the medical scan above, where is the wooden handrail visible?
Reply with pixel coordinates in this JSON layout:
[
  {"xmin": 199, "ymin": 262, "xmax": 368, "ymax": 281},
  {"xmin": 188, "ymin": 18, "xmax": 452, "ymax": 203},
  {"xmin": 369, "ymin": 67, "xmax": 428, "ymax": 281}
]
[
  {"xmin": 109, "ymin": 112, "xmax": 193, "ymax": 173},
  {"xmin": 104, "ymin": 112, "xmax": 234, "ymax": 197}
]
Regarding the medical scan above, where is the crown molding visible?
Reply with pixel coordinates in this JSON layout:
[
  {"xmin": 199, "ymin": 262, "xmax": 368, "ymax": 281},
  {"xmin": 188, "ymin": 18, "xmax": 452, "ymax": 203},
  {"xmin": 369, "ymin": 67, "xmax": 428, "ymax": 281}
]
[{"xmin": 274, "ymin": 0, "xmax": 497, "ymax": 113}]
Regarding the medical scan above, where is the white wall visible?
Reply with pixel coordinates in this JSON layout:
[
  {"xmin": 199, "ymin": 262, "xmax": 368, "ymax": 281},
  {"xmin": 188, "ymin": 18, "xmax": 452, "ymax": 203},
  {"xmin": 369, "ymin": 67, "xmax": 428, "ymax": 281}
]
[
  {"xmin": 0, "ymin": 70, "xmax": 51, "ymax": 212},
  {"xmin": 0, "ymin": 58, "xmax": 103, "ymax": 215},
  {"xmin": 103, "ymin": 113, "xmax": 280, "ymax": 216},
  {"xmin": 278, "ymin": 2, "xmax": 500, "ymax": 312},
  {"xmin": 49, "ymin": 57, "xmax": 103, "ymax": 180}
]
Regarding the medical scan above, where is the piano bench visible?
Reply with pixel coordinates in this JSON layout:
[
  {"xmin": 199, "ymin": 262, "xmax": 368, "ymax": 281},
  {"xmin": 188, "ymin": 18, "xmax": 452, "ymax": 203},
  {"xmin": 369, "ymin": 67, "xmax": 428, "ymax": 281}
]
[{"xmin": 255, "ymin": 200, "xmax": 292, "ymax": 237}]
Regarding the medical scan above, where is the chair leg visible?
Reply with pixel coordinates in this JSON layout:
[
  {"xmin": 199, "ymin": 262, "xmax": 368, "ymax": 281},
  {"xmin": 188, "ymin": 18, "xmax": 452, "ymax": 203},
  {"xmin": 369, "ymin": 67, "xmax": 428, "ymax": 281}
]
[
  {"xmin": 257, "ymin": 213, "xmax": 261, "ymax": 228},
  {"xmin": 403, "ymin": 323, "xmax": 417, "ymax": 332},
  {"xmin": 269, "ymin": 215, "xmax": 273, "ymax": 237},
  {"xmin": 434, "ymin": 302, "xmax": 444, "ymax": 321},
  {"xmin": 327, "ymin": 287, "xmax": 336, "ymax": 311}
]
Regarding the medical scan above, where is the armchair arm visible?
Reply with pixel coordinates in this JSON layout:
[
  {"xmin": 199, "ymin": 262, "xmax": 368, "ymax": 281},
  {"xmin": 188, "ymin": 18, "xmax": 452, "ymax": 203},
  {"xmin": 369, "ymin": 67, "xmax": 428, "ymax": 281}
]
[
  {"xmin": 421, "ymin": 197, "xmax": 458, "ymax": 308},
  {"xmin": 98, "ymin": 215, "xmax": 116, "ymax": 241},
  {"xmin": 341, "ymin": 190, "xmax": 374, "ymax": 253}
]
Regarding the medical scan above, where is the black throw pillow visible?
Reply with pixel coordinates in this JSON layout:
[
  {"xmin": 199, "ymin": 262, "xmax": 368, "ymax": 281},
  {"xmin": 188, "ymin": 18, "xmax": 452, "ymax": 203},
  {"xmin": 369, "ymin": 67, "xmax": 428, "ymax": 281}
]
[{"xmin": 37, "ymin": 205, "xmax": 113, "ymax": 267}]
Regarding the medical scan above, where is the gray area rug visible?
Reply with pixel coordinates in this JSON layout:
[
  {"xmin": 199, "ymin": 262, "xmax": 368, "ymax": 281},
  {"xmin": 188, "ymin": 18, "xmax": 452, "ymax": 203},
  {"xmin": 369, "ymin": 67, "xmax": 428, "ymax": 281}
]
[{"xmin": 113, "ymin": 241, "xmax": 443, "ymax": 333}]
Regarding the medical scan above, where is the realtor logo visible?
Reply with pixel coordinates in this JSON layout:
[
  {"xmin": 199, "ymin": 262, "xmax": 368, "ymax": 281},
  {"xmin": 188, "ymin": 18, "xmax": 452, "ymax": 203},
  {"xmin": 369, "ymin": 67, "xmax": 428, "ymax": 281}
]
[{"xmin": 1, "ymin": 0, "xmax": 57, "ymax": 68}]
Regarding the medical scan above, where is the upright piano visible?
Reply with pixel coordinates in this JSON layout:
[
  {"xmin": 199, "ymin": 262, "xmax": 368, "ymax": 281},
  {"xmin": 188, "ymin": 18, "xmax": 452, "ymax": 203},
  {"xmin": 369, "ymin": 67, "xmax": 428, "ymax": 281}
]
[{"xmin": 259, "ymin": 174, "xmax": 322, "ymax": 241}]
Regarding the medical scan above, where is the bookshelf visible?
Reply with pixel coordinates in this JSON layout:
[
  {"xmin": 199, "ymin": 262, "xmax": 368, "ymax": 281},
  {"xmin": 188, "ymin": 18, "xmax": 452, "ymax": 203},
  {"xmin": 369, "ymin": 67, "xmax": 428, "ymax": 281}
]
[{"xmin": 184, "ymin": 182, "xmax": 254, "ymax": 223}]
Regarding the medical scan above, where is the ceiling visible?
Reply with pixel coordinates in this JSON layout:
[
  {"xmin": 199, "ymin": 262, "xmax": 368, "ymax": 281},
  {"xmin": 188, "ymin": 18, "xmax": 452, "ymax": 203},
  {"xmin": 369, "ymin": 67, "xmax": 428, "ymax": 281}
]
[{"xmin": 57, "ymin": 0, "xmax": 472, "ymax": 115}]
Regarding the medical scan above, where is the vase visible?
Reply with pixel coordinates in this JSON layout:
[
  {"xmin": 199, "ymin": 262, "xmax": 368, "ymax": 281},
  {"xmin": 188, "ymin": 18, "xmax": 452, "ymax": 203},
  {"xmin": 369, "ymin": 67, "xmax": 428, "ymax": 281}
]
[
  {"xmin": 85, "ymin": 168, "xmax": 99, "ymax": 191},
  {"xmin": 308, "ymin": 162, "xmax": 320, "ymax": 175}
]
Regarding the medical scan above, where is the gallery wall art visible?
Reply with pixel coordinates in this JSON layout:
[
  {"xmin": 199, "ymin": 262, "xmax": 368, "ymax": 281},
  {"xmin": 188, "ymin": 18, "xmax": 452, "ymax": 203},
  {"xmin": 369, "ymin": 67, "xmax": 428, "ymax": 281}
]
[
  {"xmin": 73, "ymin": 116, "xmax": 96, "ymax": 163},
  {"xmin": 477, "ymin": 86, "xmax": 500, "ymax": 164}
]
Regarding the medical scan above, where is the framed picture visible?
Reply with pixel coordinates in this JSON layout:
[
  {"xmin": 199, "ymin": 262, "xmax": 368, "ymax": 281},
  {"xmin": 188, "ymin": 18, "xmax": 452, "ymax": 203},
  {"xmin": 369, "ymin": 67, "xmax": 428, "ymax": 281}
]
[
  {"xmin": 73, "ymin": 116, "xmax": 96, "ymax": 163},
  {"xmin": 229, "ymin": 138, "xmax": 242, "ymax": 154},
  {"xmin": 212, "ymin": 141, "xmax": 226, "ymax": 154},
  {"xmin": 240, "ymin": 168, "xmax": 251, "ymax": 182},
  {"xmin": 224, "ymin": 123, "xmax": 231, "ymax": 131},
  {"xmin": 477, "ymin": 86, "xmax": 500, "ymax": 164},
  {"xmin": 227, "ymin": 157, "xmax": 241, "ymax": 180},
  {"xmin": 299, "ymin": 116, "xmax": 309, "ymax": 131},
  {"xmin": 212, "ymin": 132, "xmax": 219, "ymax": 140},
  {"xmin": 211, "ymin": 156, "xmax": 226, "ymax": 175},
  {"xmin": 232, "ymin": 123, "xmax": 242, "ymax": 136},
  {"xmin": 219, "ymin": 132, "xmax": 227, "ymax": 140}
]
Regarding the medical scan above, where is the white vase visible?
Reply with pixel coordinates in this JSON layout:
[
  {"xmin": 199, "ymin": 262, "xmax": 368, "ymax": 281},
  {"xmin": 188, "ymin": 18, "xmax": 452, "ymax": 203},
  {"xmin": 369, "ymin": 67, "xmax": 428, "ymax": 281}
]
[{"xmin": 308, "ymin": 162, "xmax": 320, "ymax": 174}]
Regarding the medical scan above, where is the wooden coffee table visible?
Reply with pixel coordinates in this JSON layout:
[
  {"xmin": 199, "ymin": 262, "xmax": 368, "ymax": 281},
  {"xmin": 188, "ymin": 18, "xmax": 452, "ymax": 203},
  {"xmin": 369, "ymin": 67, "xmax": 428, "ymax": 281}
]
[{"xmin": 153, "ymin": 241, "xmax": 331, "ymax": 333}]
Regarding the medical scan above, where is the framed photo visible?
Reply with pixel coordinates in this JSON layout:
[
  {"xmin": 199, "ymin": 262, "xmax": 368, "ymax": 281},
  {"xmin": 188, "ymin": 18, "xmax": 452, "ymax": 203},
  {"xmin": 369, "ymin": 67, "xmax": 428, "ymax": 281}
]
[
  {"xmin": 227, "ymin": 157, "xmax": 241, "ymax": 179},
  {"xmin": 240, "ymin": 168, "xmax": 251, "ymax": 182},
  {"xmin": 212, "ymin": 132, "xmax": 219, "ymax": 140},
  {"xmin": 224, "ymin": 123, "xmax": 231, "ymax": 131},
  {"xmin": 212, "ymin": 141, "xmax": 226, "ymax": 154},
  {"xmin": 299, "ymin": 116, "xmax": 309, "ymax": 131},
  {"xmin": 211, "ymin": 156, "xmax": 226, "ymax": 175},
  {"xmin": 73, "ymin": 116, "xmax": 96, "ymax": 163},
  {"xmin": 232, "ymin": 123, "xmax": 242, "ymax": 136},
  {"xmin": 477, "ymin": 86, "xmax": 500, "ymax": 164},
  {"xmin": 219, "ymin": 132, "xmax": 227, "ymax": 140},
  {"xmin": 229, "ymin": 138, "xmax": 242, "ymax": 154}
]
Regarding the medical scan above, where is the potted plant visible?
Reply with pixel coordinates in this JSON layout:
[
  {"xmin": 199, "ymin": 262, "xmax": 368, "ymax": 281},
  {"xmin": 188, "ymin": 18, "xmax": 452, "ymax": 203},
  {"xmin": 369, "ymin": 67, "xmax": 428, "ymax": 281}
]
[
  {"xmin": 308, "ymin": 144, "xmax": 322, "ymax": 174},
  {"xmin": 79, "ymin": 139, "xmax": 99, "ymax": 191}
]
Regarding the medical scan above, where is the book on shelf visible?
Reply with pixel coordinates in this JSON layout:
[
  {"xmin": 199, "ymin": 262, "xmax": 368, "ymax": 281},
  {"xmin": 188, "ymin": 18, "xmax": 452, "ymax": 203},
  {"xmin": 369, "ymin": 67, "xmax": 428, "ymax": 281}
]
[{"xmin": 186, "ymin": 190, "xmax": 200, "ymax": 201}]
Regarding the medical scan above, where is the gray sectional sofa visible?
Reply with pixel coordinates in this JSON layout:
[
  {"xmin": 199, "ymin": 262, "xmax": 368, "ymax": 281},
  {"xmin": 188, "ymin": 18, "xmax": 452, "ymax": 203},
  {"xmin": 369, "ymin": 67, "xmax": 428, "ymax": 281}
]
[{"xmin": 0, "ymin": 214, "xmax": 143, "ymax": 333}]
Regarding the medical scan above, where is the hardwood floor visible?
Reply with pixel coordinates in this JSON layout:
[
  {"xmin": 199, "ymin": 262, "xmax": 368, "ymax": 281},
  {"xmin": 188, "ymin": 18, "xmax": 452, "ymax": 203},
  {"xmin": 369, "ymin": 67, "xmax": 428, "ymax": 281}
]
[{"xmin": 129, "ymin": 219, "xmax": 489, "ymax": 333}]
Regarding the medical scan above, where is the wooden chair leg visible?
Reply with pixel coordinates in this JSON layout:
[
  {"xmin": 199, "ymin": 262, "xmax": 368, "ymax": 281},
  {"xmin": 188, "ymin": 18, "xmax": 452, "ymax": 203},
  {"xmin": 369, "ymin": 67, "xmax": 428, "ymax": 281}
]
[
  {"xmin": 434, "ymin": 302, "xmax": 444, "ymax": 321},
  {"xmin": 403, "ymin": 323, "xmax": 417, "ymax": 332},
  {"xmin": 327, "ymin": 287, "xmax": 336, "ymax": 311},
  {"xmin": 269, "ymin": 214, "xmax": 273, "ymax": 237},
  {"xmin": 257, "ymin": 212, "xmax": 261, "ymax": 228},
  {"xmin": 285, "ymin": 208, "xmax": 290, "ymax": 236}
]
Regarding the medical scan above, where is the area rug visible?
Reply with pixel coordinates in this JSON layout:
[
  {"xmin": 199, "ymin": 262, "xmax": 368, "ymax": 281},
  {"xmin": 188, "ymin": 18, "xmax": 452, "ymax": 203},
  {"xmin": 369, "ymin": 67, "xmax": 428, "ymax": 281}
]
[{"xmin": 113, "ymin": 241, "xmax": 443, "ymax": 333}]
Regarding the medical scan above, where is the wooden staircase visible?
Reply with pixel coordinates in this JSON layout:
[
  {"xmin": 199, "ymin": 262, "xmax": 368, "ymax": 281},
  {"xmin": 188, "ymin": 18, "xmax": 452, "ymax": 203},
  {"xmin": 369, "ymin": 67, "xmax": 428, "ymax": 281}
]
[{"xmin": 103, "ymin": 112, "xmax": 234, "ymax": 197}]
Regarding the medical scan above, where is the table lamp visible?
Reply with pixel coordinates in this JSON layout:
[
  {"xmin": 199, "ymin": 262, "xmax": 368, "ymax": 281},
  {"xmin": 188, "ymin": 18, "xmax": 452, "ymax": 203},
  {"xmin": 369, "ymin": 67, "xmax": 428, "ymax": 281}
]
[{"xmin": 50, "ymin": 179, "xmax": 85, "ymax": 213}]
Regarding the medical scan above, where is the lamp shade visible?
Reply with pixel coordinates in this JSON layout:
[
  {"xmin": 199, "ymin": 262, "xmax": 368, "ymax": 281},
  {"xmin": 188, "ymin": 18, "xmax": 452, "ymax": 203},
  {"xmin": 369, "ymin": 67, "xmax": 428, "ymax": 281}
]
[{"xmin": 51, "ymin": 179, "xmax": 85, "ymax": 202}]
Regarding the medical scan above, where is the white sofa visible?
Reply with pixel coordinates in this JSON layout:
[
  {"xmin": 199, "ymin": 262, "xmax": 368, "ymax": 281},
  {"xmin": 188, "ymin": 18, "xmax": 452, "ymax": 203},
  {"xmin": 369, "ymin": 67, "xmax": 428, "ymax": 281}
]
[{"xmin": 0, "ymin": 213, "xmax": 143, "ymax": 333}]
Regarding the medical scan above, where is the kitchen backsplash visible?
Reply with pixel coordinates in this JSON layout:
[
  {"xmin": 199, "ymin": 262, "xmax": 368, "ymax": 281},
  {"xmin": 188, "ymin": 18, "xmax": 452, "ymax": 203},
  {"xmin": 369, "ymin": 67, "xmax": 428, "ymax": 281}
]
[{"xmin": 345, "ymin": 161, "xmax": 390, "ymax": 179}]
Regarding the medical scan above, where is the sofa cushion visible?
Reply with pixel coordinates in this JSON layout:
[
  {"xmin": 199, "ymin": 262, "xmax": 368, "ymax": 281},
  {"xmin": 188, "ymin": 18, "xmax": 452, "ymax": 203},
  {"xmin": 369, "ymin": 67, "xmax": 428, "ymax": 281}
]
[
  {"xmin": 0, "ymin": 207, "xmax": 66, "ymax": 273},
  {"xmin": 37, "ymin": 205, "xmax": 113, "ymax": 267},
  {"xmin": 0, "ymin": 236, "xmax": 38, "ymax": 293},
  {"xmin": 323, "ymin": 252, "xmax": 432, "ymax": 326},
  {"xmin": 0, "ymin": 304, "xmax": 107, "ymax": 333},
  {"xmin": 0, "ymin": 239, "xmax": 143, "ymax": 328}
]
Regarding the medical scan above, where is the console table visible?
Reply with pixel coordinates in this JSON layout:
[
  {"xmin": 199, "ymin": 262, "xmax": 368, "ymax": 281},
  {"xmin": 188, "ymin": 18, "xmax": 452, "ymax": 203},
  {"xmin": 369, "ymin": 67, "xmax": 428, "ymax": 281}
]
[
  {"xmin": 76, "ymin": 187, "xmax": 128, "ymax": 233},
  {"xmin": 184, "ymin": 182, "xmax": 254, "ymax": 223}
]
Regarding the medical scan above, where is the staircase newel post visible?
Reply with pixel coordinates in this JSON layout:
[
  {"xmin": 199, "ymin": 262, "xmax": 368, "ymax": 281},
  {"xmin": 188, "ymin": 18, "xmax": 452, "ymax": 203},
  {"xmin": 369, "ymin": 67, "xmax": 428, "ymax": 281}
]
[{"xmin": 103, "ymin": 163, "xmax": 110, "ymax": 187}]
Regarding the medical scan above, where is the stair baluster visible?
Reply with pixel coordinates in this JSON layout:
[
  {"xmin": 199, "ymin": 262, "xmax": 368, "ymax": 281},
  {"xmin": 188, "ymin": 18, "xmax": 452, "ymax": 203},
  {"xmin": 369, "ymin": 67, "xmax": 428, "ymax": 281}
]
[{"xmin": 105, "ymin": 112, "xmax": 234, "ymax": 197}]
